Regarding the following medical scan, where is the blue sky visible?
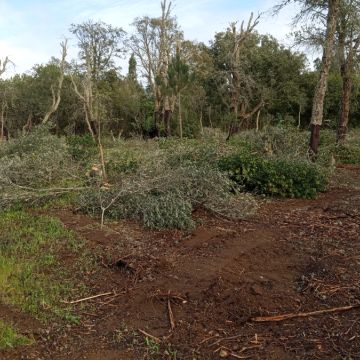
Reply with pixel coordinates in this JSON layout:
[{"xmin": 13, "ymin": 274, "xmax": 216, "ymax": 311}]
[{"xmin": 0, "ymin": 0, "xmax": 299, "ymax": 76}]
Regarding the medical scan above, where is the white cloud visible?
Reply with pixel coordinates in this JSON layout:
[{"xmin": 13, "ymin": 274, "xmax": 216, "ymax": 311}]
[{"xmin": 0, "ymin": 0, "xmax": 301, "ymax": 76}]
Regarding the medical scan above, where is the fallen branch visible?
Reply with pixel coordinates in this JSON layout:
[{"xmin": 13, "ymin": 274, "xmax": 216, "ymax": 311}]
[
  {"xmin": 252, "ymin": 304, "xmax": 360, "ymax": 322},
  {"xmin": 168, "ymin": 291, "xmax": 176, "ymax": 331},
  {"xmin": 138, "ymin": 329, "xmax": 161, "ymax": 343},
  {"xmin": 62, "ymin": 291, "xmax": 114, "ymax": 304}
]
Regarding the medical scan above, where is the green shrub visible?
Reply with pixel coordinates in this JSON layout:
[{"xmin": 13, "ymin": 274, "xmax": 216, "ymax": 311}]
[
  {"xmin": 106, "ymin": 156, "xmax": 139, "ymax": 178},
  {"xmin": 335, "ymin": 145, "xmax": 360, "ymax": 165},
  {"xmin": 66, "ymin": 134, "xmax": 97, "ymax": 162},
  {"xmin": 228, "ymin": 127, "xmax": 309, "ymax": 157},
  {"xmin": 219, "ymin": 152, "xmax": 328, "ymax": 199}
]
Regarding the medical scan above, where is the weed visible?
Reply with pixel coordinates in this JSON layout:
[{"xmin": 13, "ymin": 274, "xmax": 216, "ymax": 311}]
[
  {"xmin": 0, "ymin": 321, "xmax": 32, "ymax": 349},
  {"xmin": 0, "ymin": 210, "xmax": 84, "ymax": 322}
]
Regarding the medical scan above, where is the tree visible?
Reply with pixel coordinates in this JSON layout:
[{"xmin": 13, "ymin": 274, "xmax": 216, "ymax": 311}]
[
  {"xmin": 336, "ymin": 0, "xmax": 360, "ymax": 143},
  {"xmin": 70, "ymin": 21, "xmax": 126, "ymax": 181},
  {"xmin": 70, "ymin": 21, "xmax": 126, "ymax": 81},
  {"xmin": 0, "ymin": 56, "xmax": 12, "ymax": 140},
  {"xmin": 276, "ymin": 0, "xmax": 340, "ymax": 157},
  {"xmin": 42, "ymin": 40, "xmax": 68, "ymax": 124},
  {"xmin": 207, "ymin": 14, "xmax": 264, "ymax": 138},
  {"xmin": 226, "ymin": 14, "xmax": 264, "ymax": 139},
  {"xmin": 130, "ymin": 0, "xmax": 182, "ymax": 137},
  {"xmin": 167, "ymin": 45, "xmax": 194, "ymax": 138}
]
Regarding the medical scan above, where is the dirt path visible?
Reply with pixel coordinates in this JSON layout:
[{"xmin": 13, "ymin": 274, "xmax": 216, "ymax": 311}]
[{"xmin": 1, "ymin": 167, "xmax": 360, "ymax": 359}]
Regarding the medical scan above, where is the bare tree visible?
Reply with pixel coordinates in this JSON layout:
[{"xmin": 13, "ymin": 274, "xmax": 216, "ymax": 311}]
[
  {"xmin": 70, "ymin": 21, "xmax": 125, "ymax": 182},
  {"xmin": 226, "ymin": 13, "xmax": 264, "ymax": 139},
  {"xmin": 0, "ymin": 57, "xmax": 11, "ymax": 78},
  {"xmin": 130, "ymin": 0, "xmax": 182, "ymax": 137},
  {"xmin": 42, "ymin": 40, "xmax": 68, "ymax": 124}
]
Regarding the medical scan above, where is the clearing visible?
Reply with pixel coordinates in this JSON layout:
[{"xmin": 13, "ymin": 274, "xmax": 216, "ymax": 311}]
[{"xmin": 0, "ymin": 165, "xmax": 359, "ymax": 360}]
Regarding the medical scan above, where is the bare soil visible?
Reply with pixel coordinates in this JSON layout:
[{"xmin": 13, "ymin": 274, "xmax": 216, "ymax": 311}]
[{"xmin": 1, "ymin": 166, "xmax": 360, "ymax": 359}]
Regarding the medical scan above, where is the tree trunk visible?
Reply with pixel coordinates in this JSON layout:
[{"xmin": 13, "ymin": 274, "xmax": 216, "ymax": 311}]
[
  {"xmin": 178, "ymin": 93, "xmax": 183, "ymax": 139},
  {"xmin": 309, "ymin": 0, "xmax": 339, "ymax": 157},
  {"xmin": 163, "ymin": 95, "xmax": 172, "ymax": 137},
  {"xmin": 337, "ymin": 65, "xmax": 352, "ymax": 144},
  {"xmin": 298, "ymin": 104, "xmax": 301, "ymax": 129},
  {"xmin": 199, "ymin": 109, "xmax": 204, "ymax": 137},
  {"xmin": 256, "ymin": 109, "xmax": 261, "ymax": 132},
  {"xmin": 164, "ymin": 109, "xmax": 172, "ymax": 137},
  {"xmin": 0, "ymin": 103, "xmax": 5, "ymax": 141}
]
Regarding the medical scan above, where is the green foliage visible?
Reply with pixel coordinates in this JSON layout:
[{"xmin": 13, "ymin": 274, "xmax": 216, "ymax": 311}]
[
  {"xmin": 219, "ymin": 152, "xmax": 327, "ymax": 199},
  {"xmin": 0, "ymin": 125, "xmax": 72, "ymax": 188},
  {"xmin": 336, "ymin": 145, "xmax": 360, "ymax": 164},
  {"xmin": 66, "ymin": 134, "xmax": 97, "ymax": 162},
  {"xmin": 228, "ymin": 126, "xmax": 309, "ymax": 156},
  {"xmin": 0, "ymin": 321, "xmax": 32, "ymax": 349},
  {"xmin": 77, "ymin": 163, "xmax": 257, "ymax": 230}
]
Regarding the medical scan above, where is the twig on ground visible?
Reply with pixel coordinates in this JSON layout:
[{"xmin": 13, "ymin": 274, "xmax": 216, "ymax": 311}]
[
  {"xmin": 252, "ymin": 304, "xmax": 360, "ymax": 322},
  {"xmin": 168, "ymin": 290, "xmax": 176, "ymax": 331},
  {"xmin": 138, "ymin": 329, "xmax": 161, "ymax": 343},
  {"xmin": 62, "ymin": 291, "xmax": 114, "ymax": 304}
]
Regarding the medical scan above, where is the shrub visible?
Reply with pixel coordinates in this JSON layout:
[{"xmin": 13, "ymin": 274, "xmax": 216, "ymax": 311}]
[
  {"xmin": 66, "ymin": 134, "xmax": 97, "ymax": 162},
  {"xmin": 335, "ymin": 145, "xmax": 360, "ymax": 165},
  {"xmin": 219, "ymin": 152, "xmax": 328, "ymax": 199},
  {"xmin": 228, "ymin": 127, "xmax": 309, "ymax": 157}
]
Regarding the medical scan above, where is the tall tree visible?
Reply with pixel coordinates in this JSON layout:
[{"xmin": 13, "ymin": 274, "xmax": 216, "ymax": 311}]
[
  {"xmin": 0, "ymin": 56, "xmax": 11, "ymax": 140},
  {"xmin": 130, "ymin": 0, "xmax": 182, "ymax": 136},
  {"xmin": 70, "ymin": 21, "xmax": 126, "ymax": 181},
  {"xmin": 276, "ymin": 0, "xmax": 340, "ymax": 156},
  {"xmin": 336, "ymin": 0, "xmax": 360, "ymax": 143},
  {"xmin": 226, "ymin": 14, "xmax": 263, "ymax": 139},
  {"xmin": 309, "ymin": 0, "xmax": 340, "ymax": 156},
  {"xmin": 42, "ymin": 40, "xmax": 68, "ymax": 124},
  {"xmin": 167, "ymin": 45, "xmax": 194, "ymax": 138}
]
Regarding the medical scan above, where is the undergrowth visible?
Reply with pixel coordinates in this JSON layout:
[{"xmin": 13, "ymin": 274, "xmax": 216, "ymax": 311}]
[
  {"xmin": 0, "ymin": 210, "xmax": 83, "ymax": 323},
  {"xmin": 0, "ymin": 321, "xmax": 32, "ymax": 349}
]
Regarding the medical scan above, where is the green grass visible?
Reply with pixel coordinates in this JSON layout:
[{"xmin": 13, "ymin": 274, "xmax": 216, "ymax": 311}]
[
  {"xmin": 0, "ymin": 321, "xmax": 32, "ymax": 349},
  {"xmin": 0, "ymin": 210, "xmax": 83, "ymax": 323}
]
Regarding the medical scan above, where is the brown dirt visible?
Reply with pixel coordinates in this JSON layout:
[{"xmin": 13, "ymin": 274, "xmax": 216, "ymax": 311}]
[{"xmin": 1, "ymin": 167, "xmax": 360, "ymax": 360}]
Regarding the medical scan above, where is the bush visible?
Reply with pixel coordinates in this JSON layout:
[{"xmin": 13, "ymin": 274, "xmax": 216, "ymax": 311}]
[
  {"xmin": 66, "ymin": 134, "xmax": 97, "ymax": 162},
  {"xmin": 335, "ymin": 145, "xmax": 360, "ymax": 165},
  {"xmin": 219, "ymin": 152, "xmax": 328, "ymax": 199},
  {"xmin": 228, "ymin": 127, "xmax": 309, "ymax": 157}
]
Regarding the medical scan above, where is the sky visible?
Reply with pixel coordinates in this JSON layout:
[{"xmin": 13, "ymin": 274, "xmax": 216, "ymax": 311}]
[{"xmin": 0, "ymin": 0, "xmax": 301, "ymax": 77}]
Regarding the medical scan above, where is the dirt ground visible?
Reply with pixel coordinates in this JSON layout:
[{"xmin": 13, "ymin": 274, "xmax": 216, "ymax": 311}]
[{"xmin": 1, "ymin": 165, "xmax": 360, "ymax": 360}]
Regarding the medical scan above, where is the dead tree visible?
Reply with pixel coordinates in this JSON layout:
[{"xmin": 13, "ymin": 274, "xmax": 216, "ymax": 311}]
[
  {"xmin": 42, "ymin": 40, "xmax": 68, "ymax": 124},
  {"xmin": 130, "ymin": 0, "xmax": 181, "ymax": 137},
  {"xmin": 0, "ymin": 57, "xmax": 10, "ymax": 77},
  {"xmin": 226, "ymin": 13, "xmax": 264, "ymax": 140},
  {"xmin": 71, "ymin": 67, "xmax": 107, "ymax": 182}
]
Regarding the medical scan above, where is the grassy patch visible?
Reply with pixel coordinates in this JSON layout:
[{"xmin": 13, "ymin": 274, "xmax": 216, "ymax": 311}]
[
  {"xmin": 0, "ymin": 321, "xmax": 32, "ymax": 349},
  {"xmin": 0, "ymin": 210, "xmax": 83, "ymax": 323}
]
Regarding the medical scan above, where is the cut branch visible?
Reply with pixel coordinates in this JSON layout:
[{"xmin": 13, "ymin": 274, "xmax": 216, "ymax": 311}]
[{"xmin": 252, "ymin": 304, "xmax": 360, "ymax": 323}]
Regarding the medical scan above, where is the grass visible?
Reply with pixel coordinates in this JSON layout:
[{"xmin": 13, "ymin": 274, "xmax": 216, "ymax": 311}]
[
  {"xmin": 0, "ymin": 210, "xmax": 84, "ymax": 323},
  {"xmin": 0, "ymin": 321, "xmax": 32, "ymax": 349}
]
